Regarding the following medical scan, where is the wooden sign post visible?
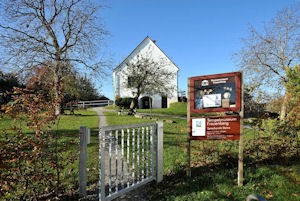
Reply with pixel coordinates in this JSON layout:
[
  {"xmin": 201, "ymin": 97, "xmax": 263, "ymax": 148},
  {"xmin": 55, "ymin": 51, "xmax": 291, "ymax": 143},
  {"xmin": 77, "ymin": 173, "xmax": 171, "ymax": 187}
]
[{"xmin": 187, "ymin": 72, "xmax": 243, "ymax": 186}]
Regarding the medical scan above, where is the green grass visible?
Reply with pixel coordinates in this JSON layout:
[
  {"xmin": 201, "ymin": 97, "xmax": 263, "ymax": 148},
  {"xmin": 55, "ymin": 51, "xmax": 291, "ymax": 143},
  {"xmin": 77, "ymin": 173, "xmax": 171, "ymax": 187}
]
[
  {"xmin": 105, "ymin": 111, "xmax": 154, "ymax": 125},
  {"xmin": 106, "ymin": 102, "xmax": 187, "ymax": 116},
  {"xmin": 0, "ymin": 109, "xmax": 100, "ymax": 197},
  {"xmin": 137, "ymin": 102, "xmax": 187, "ymax": 116},
  {"xmin": 105, "ymin": 111, "xmax": 187, "ymax": 175},
  {"xmin": 1, "ymin": 108, "xmax": 299, "ymax": 200},
  {"xmin": 104, "ymin": 104, "xmax": 119, "ymax": 110},
  {"xmin": 104, "ymin": 111, "xmax": 300, "ymax": 201},
  {"xmin": 53, "ymin": 110, "xmax": 99, "ymax": 188},
  {"xmin": 0, "ymin": 115, "xmax": 32, "ymax": 135},
  {"xmin": 148, "ymin": 164, "xmax": 300, "ymax": 201}
]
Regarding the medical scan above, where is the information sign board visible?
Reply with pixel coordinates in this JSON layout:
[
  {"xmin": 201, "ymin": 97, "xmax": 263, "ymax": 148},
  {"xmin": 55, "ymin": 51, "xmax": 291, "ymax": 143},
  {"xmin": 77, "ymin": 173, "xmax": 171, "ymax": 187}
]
[
  {"xmin": 187, "ymin": 72, "xmax": 243, "ymax": 183},
  {"xmin": 189, "ymin": 72, "xmax": 242, "ymax": 113}
]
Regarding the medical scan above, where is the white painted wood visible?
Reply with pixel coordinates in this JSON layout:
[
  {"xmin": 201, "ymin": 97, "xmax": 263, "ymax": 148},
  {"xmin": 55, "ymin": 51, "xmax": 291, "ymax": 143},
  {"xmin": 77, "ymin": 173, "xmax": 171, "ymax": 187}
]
[
  {"xmin": 79, "ymin": 126, "xmax": 90, "ymax": 197},
  {"xmin": 99, "ymin": 122, "xmax": 164, "ymax": 201}
]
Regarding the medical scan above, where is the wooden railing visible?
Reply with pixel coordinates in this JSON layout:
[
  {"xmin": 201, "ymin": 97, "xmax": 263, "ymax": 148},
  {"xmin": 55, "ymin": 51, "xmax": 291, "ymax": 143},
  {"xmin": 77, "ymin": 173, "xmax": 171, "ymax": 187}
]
[{"xmin": 77, "ymin": 100, "xmax": 114, "ymax": 108}]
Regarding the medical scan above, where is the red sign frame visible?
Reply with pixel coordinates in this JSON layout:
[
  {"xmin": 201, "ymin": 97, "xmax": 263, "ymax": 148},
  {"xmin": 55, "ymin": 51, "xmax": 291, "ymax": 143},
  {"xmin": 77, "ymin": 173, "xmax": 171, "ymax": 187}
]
[
  {"xmin": 186, "ymin": 72, "xmax": 244, "ymax": 181},
  {"xmin": 189, "ymin": 116, "xmax": 240, "ymax": 140},
  {"xmin": 189, "ymin": 72, "xmax": 242, "ymax": 114}
]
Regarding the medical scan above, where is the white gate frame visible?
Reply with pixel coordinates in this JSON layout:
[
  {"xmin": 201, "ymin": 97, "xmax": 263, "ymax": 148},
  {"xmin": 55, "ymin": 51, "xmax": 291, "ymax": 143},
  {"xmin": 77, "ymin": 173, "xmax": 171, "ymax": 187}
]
[{"xmin": 99, "ymin": 121, "xmax": 163, "ymax": 201}]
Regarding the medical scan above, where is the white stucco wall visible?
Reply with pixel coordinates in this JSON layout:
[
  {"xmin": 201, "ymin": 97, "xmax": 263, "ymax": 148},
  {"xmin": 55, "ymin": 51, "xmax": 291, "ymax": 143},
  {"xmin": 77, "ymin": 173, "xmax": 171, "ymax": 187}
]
[{"xmin": 113, "ymin": 37, "xmax": 179, "ymax": 108}]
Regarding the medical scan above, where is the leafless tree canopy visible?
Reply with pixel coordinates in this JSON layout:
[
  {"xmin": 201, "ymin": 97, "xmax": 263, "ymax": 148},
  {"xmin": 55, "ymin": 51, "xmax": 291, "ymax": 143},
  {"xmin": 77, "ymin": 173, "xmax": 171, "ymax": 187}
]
[
  {"xmin": 0, "ymin": 0, "xmax": 109, "ymax": 114},
  {"xmin": 237, "ymin": 5, "xmax": 299, "ymax": 90},
  {"xmin": 236, "ymin": 5, "xmax": 299, "ymax": 119},
  {"xmin": 0, "ymin": 0, "xmax": 108, "ymax": 75},
  {"xmin": 120, "ymin": 50, "xmax": 176, "ymax": 114},
  {"xmin": 124, "ymin": 52, "xmax": 176, "ymax": 98}
]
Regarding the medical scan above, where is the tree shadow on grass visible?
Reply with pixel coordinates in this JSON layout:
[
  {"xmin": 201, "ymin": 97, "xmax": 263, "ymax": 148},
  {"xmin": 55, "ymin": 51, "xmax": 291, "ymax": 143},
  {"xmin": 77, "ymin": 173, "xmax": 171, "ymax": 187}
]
[
  {"xmin": 147, "ymin": 154, "xmax": 300, "ymax": 201},
  {"xmin": 56, "ymin": 147, "xmax": 300, "ymax": 201},
  {"xmin": 147, "ymin": 164, "xmax": 241, "ymax": 201},
  {"xmin": 63, "ymin": 113, "xmax": 99, "ymax": 117}
]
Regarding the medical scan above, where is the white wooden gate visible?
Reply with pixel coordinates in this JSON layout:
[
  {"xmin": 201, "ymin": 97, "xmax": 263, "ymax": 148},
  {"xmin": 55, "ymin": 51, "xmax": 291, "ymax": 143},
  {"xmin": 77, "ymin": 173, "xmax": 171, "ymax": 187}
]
[{"xmin": 99, "ymin": 122, "xmax": 163, "ymax": 201}]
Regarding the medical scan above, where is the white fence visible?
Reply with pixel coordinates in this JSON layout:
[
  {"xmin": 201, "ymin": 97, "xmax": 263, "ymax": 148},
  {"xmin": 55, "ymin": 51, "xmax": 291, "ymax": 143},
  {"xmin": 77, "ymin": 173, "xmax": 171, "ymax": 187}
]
[
  {"xmin": 99, "ymin": 122, "xmax": 163, "ymax": 201},
  {"xmin": 77, "ymin": 100, "xmax": 114, "ymax": 108}
]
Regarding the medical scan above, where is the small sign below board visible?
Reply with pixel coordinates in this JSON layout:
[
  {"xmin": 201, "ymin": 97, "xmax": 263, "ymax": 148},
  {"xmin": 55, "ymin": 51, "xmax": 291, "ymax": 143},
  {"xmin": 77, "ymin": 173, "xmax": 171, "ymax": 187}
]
[{"xmin": 190, "ymin": 116, "xmax": 240, "ymax": 140}]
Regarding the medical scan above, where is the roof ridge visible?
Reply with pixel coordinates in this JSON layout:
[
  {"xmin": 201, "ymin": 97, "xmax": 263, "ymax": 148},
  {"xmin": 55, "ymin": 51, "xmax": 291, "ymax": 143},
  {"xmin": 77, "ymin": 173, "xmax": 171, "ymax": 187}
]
[{"xmin": 113, "ymin": 36, "xmax": 179, "ymax": 72}]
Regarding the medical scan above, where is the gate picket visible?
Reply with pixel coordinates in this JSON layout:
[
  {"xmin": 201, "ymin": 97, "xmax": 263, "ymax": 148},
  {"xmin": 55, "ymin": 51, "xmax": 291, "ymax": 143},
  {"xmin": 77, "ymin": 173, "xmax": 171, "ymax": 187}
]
[{"xmin": 99, "ymin": 122, "xmax": 163, "ymax": 201}]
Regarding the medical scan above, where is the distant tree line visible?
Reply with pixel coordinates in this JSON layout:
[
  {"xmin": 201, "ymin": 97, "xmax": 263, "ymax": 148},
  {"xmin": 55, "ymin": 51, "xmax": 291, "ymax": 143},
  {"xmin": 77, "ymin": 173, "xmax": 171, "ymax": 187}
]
[
  {"xmin": 0, "ymin": 69, "xmax": 102, "ymax": 108},
  {"xmin": 0, "ymin": 71, "xmax": 24, "ymax": 105}
]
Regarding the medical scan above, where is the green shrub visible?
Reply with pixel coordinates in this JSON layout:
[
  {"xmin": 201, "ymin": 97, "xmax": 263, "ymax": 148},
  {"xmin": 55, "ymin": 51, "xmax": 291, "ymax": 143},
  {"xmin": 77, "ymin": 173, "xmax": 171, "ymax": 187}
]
[
  {"xmin": 115, "ymin": 97, "xmax": 133, "ymax": 108},
  {"xmin": 244, "ymin": 118, "xmax": 299, "ymax": 164},
  {"xmin": 261, "ymin": 118, "xmax": 299, "ymax": 137}
]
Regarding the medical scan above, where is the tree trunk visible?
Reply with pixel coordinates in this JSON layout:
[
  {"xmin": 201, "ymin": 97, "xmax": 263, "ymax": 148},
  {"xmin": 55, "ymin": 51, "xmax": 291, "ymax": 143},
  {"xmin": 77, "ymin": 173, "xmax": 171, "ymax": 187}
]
[
  {"xmin": 128, "ymin": 96, "xmax": 138, "ymax": 115},
  {"xmin": 53, "ymin": 77, "xmax": 61, "ymax": 116},
  {"xmin": 280, "ymin": 92, "xmax": 288, "ymax": 120},
  {"xmin": 53, "ymin": 68, "xmax": 63, "ymax": 116},
  {"xmin": 52, "ymin": 59, "xmax": 64, "ymax": 116},
  {"xmin": 149, "ymin": 96, "xmax": 152, "ymax": 116}
]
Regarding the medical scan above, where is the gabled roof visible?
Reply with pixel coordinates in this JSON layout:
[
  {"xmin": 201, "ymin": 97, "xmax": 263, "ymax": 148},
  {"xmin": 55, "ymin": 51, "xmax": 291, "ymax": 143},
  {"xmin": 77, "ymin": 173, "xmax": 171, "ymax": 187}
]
[{"xmin": 113, "ymin": 36, "xmax": 179, "ymax": 72}]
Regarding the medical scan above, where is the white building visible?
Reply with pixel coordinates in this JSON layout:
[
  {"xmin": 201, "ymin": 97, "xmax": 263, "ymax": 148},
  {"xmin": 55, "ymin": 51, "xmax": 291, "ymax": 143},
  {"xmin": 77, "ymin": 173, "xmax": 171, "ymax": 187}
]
[{"xmin": 113, "ymin": 36, "xmax": 179, "ymax": 109}]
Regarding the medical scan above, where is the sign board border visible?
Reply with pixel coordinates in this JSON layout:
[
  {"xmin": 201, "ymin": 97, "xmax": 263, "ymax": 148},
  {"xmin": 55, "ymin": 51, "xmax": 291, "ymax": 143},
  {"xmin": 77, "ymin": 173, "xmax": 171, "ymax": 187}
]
[
  {"xmin": 189, "ymin": 115, "xmax": 241, "ymax": 140},
  {"xmin": 186, "ymin": 71, "xmax": 244, "ymax": 186},
  {"xmin": 189, "ymin": 72, "xmax": 242, "ymax": 114}
]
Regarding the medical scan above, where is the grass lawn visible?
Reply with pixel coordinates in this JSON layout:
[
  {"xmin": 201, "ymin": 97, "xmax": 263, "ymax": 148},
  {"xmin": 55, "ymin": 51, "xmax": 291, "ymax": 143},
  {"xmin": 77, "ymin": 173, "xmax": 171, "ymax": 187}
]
[
  {"xmin": 138, "ymin": 102, "xmax": 187, "ymax": 116},
  {"xmin": 1, "ymin": 108, "xmax": 299, "ymax": 200},
  {"xmin": 0, "ymin": 109, "xmax": 100, "ymax": 198},
  {"xmin": 104, "ymin": 110, "xmax": 300, "ymax": 201},
  {"xmin": 54, "ymin": 110, "xmax": 100, "ymax": 189},
  {"xmin": 109, "ymin": 102, "xmax": 188, "ymax": 116}
]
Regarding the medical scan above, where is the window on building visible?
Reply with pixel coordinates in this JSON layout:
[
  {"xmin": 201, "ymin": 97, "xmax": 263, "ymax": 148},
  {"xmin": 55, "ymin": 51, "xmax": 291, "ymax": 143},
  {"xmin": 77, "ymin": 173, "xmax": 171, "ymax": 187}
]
[{"xmin": 128, "ymin": 76, "xmax": 136, "ymax": 88}]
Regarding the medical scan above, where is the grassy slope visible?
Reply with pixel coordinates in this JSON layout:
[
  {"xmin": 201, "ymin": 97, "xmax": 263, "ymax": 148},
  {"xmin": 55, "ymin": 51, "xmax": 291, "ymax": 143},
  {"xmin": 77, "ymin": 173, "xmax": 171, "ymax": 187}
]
[
  {"xmin": 105, "ymin": 110, "xmax": 300, "ymax": 201},
  {"xmin": 1, "ymin": 108, "xmax": 299, "ymax": 200},
  {"xmin": 54, "ymin": 110, "xmax": 99, "ymax": 189},
  {"xmin": 137, "ymin": 102, "xmax": 187, "ymax": 116},
  {"xmin": 0, "ymin": 110, "xmax": 99, "ymax": 192}
]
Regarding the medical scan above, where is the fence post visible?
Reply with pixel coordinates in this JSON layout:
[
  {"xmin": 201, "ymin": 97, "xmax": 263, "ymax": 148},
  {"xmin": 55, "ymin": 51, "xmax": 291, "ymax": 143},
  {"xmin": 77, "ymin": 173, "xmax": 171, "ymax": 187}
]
[
  {"xmin": 79, "ymin": 126, "xmax": 90, "ymax": 197},
  {"xmin": 99, "ymin": 128, "xmax": 106, "ymax": 201},
  {"xmin": 238, "ymin": 79, "xmax": 244, "ymax": 186},
  {"xmin": 156, "ymin": 121, "xmax": 163, "ymax": 183}
]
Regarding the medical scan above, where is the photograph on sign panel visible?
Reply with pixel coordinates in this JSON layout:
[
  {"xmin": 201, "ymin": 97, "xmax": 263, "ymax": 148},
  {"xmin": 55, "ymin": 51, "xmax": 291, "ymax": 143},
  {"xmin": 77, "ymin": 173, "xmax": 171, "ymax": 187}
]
[
  {"xmin": 194, "ymin": 76, "xmax": 236, "ymax": 110},
  {"xmin": 202, "ymin": 94, "xmax": 221, "ymax": 108},
  {"xmin": 192, "ymin": 118, "xmax": 206, "ymax": 136}
]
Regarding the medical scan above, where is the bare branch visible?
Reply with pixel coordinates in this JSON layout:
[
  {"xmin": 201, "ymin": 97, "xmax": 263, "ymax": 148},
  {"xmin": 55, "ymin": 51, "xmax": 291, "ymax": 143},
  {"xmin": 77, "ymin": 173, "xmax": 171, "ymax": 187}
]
[
  {"xmin": 0, "ymin": 24, "xmax": 53, "ymax": 47},
  {"xmin": 0, "ymin": 0, "xmax": 109, "ymax": 115},
  {"xmin": 236, "ymin": 5, "xmax": 299, "ymax": 120}
]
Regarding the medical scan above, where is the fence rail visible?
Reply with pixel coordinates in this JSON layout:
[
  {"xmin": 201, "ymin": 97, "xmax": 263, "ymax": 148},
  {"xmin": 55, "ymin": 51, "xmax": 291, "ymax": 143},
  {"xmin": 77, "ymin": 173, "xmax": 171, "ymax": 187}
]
[
  {"xmin": 99, "ymin": 122, "xmax": 163, "ymax": 201},
  {"xmin": 77, "ymin": 100, "xmax": 114, "ymax": 108}
]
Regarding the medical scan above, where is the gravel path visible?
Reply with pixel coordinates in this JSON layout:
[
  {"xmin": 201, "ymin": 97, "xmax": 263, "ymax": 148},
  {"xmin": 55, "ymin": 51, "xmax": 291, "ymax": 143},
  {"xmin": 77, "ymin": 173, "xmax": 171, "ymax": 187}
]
[{"xmin": 92, "ymin": 107, "xmax": 108, "ymax": 127}]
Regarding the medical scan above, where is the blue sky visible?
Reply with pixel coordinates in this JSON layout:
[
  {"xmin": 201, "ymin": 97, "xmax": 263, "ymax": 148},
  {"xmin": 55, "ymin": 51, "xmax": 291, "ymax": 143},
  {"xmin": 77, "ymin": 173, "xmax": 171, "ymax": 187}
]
[{"xmin": 99, "ymin": 0, "xmax": 298, "ymax": 100}]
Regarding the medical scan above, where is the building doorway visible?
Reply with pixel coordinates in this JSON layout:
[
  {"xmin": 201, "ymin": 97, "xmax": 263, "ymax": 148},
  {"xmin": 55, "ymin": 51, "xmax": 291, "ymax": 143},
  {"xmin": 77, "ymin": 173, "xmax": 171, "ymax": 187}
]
[
  {"xmin": 141, "ymin": 96, "xmax": 152, "ymax": 109},
  {"xmin": 162, "ymin": 96, "xmax": 167, "ymax": 108}
]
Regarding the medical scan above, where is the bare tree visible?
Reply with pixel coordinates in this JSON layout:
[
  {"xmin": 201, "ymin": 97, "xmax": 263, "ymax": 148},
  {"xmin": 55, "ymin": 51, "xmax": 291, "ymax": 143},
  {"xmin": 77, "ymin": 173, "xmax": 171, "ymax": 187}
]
[
  {"xmin": 236, "ymin": 5, "xmax": 299, "ymax": 120},
  {"xmin": 0, "ymin": 0, "xmax": 108, "ymax": 115},
  {"xmin": 122, "ymin": 52, "xmax": 176, "ymax": 115}
]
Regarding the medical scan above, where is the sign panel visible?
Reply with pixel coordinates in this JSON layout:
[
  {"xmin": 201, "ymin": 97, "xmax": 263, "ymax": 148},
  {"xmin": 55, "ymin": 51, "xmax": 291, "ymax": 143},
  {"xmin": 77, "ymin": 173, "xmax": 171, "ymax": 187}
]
[
  {"xmin": 189, "ymin": 72, "xmax": 242, "ymax": 113},
  {"xmin": 187, "ymin": 72, "xmax": 243, "ymax": 180},
  {"xmin": 191, "ymin": 118, "xmax": 206, "ymax": 136},
  {"xmin": 190, "ymin": 116, "xmax": 240, "ymax": 140}
]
